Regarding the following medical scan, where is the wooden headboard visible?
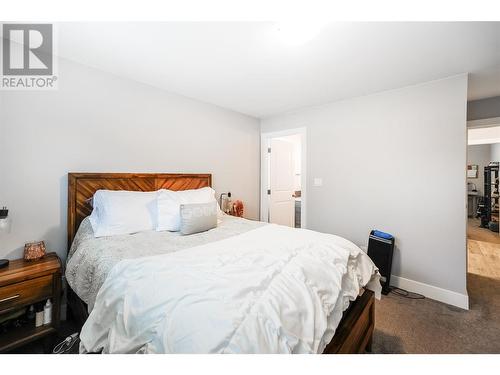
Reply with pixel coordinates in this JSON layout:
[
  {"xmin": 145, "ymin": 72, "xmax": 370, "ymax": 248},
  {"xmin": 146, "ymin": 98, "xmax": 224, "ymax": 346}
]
[{"xmin": 67, "ymin": 173, "xmax": 212, "ymax": 252}]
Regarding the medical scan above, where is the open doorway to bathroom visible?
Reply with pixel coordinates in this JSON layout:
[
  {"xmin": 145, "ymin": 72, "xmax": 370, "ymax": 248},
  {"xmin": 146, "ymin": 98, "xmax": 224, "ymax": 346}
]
[{"xmin": 260, "ymin": 128, "xmax": 306, "ymax": 228}]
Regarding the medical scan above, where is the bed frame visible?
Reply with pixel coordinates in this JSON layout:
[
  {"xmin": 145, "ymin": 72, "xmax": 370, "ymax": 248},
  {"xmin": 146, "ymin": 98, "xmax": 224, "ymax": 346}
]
[{"xmin": 66, "ymin": 172, "xmax": 375, "ymax": 354}]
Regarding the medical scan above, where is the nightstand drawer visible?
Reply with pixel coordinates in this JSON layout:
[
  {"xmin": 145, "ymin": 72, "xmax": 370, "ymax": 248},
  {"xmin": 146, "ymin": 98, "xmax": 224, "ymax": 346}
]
[{"xmin": 0, "ymin": 275, "xmax": 53, "ymax": 312}]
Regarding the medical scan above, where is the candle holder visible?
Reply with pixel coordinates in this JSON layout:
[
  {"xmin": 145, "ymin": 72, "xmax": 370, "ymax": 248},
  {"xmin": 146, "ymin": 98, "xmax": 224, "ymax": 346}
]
[{"xmin": 24, "ymin": 241, "xmax": 46, "ymax": 261}]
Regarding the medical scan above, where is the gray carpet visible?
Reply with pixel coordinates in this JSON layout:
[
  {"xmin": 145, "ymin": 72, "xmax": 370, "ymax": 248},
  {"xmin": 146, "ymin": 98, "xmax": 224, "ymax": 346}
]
[{"xmin": 372, "ymin": 272, "xmax": 500, "ymax": 353}]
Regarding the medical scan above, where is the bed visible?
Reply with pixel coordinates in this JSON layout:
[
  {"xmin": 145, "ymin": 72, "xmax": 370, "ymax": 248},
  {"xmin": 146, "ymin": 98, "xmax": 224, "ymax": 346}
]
[{"xmin": 66, "ymin": 172, "xmax": 380, "ymax": 354}]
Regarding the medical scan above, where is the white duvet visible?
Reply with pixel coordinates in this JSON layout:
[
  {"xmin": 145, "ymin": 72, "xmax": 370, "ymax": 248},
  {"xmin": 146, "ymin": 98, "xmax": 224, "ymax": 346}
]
[{"xmin": 80, "ymin": 224, "xmax": 380, "ymax": 354}]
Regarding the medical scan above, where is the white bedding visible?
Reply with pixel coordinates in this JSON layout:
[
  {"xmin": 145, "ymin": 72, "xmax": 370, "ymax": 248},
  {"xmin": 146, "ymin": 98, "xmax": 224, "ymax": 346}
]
[
  {"xmin": 79, "ymin": 224, "xmax": 381, "ymax": 354},
  {"xmin": 66, "ymin": 215, "xmax": 265, "ymax": 310}
]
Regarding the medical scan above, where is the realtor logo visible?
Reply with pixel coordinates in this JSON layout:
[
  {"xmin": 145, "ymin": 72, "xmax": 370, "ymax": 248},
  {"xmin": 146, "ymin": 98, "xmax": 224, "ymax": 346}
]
[
  {"xmin": 3, "ymin": 24, "xmax": 53, "ymax": 75},
  {"xmin": 1, "ymin": 23, "xmax": 57, "ymax": 89}
]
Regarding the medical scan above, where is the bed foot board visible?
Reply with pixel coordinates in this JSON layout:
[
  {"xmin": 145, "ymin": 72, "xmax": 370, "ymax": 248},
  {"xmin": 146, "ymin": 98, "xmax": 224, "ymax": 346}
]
[{"xmin": 323, "ymin": 289, "xmax": 375, "ymax": 354}]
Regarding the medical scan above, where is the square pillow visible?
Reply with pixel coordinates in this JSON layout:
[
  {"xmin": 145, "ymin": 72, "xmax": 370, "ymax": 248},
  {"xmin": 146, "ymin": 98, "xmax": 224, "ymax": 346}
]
[
  {"xmin": 157, "ymin": 187, "xmax": 218, "ymax": 232},
  {"xmin": 179, "ymin": 202, "xmax": 218, "ymax": 235}
]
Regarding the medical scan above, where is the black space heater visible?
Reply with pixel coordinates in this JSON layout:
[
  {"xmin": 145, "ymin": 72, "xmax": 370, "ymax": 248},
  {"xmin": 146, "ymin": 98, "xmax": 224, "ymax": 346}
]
[{"xmin": 367, "ymin": 230, "xmax": 395, "ymax": 295}]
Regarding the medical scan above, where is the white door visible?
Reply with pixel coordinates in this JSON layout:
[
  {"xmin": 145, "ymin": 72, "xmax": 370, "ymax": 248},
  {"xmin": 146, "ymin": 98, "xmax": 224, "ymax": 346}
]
[{"xmin": 269, "ymin": 138, "xmax": 295, "ymax": 227}]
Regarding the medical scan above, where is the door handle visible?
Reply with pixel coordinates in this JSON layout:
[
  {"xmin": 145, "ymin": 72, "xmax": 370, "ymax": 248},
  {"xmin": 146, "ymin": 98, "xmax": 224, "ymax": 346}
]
[{"xmin": 0, "ymin": 294, "xmax": 20, "ymax": 303}]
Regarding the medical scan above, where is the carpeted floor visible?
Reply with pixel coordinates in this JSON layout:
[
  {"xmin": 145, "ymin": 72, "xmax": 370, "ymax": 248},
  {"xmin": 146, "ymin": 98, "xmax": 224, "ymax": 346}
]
[{"xmin": 372, "ymin": 220, "xmax": 500, "ymax": 353}]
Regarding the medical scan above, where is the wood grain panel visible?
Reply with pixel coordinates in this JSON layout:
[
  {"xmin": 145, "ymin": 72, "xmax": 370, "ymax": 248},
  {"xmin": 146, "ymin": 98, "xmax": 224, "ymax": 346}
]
[
  {"xmin": 0, "ymin": 253, "xmax": 61, "ymax": 287},
  {"xmin": 0, "ymin": 275, "xmax": 52, "ymax": 313},
  {"xmin": 67, "ymin": 173, "xmax": 212, "ymax": 252}
]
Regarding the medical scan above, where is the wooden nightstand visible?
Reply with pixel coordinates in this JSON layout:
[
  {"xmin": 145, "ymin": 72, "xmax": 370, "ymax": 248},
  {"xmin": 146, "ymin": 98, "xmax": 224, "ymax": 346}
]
[{"xmin": 0, "ymin": 252, "xmax": 62, "ymax": 353}]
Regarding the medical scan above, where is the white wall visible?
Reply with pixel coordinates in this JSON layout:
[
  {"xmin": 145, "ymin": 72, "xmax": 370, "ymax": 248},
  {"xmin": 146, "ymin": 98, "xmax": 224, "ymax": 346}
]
[
  {"xmin": 467, "ymin": 144, "xmax": 491, "ymax": 194},
  {"xmin": 491, "ymin": 143, "xmax": 500, "ymax": 162},
  {"xmin": 261, "ymin": 75, "xmax": 469, "ymax": 307},
  {"xmin": 0, "ymin": 58, "xmax": 260, "ymax": 262}
]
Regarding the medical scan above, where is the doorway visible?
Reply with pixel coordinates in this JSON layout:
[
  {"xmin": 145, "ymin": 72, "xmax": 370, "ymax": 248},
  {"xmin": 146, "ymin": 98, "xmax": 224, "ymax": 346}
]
[
  {"xmin": 261, "ymin": 128, "xmax": 306, "ymax": 228},
  {"xmin": 467, "ymin": 122, "xmax": 500, "ymax": 282}
]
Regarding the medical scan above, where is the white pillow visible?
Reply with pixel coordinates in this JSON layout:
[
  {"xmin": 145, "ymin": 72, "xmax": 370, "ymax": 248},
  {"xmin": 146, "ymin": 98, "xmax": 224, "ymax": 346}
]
[
  {"xmin": 157, "ymin": 187, "xmax": 218, "ymax": 232},
  {"xmin": 89, "ymin": 190, "xmax": 158, "ymax": 237}
]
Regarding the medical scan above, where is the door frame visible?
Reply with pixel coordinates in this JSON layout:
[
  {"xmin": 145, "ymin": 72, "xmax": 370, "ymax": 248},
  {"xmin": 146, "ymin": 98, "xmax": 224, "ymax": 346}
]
[{"xmin": 260, "ymin": 127, "xmax": 307, "ymax": 228}]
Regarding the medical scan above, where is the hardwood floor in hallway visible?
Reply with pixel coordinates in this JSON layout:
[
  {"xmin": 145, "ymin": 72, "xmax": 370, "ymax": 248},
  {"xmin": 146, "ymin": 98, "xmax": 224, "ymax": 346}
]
[
  {"xmin": 467, "ymin": 218, "xmax": 500, "ymax": 244},
  {"xmin": 468, "ymin": 218, "xmax": 500, "ymax": 279}
]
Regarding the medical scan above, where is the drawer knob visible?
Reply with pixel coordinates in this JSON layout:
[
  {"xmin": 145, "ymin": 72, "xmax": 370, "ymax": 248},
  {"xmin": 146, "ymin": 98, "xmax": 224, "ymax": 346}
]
[{"xmin": 0, "ymin": 294, "xmax": 20, "ymax": 303}]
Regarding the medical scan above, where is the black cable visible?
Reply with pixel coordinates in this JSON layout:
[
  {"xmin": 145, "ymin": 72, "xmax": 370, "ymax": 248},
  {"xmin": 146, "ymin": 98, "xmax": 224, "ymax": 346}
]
[{"xmin": 389, "ymin": 287, "xmax": 425, "ymax": 300}]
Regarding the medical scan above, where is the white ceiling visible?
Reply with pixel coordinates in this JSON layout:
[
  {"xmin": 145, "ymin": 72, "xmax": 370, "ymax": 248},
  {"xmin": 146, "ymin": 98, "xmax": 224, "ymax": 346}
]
[{"xmin": 56, "ymin": 22, "xmax": 500, "ymax": 118}]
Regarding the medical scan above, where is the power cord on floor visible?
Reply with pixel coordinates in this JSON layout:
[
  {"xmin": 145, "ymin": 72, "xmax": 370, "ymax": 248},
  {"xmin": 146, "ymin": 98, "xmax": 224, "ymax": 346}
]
[
  {"xmin": 53, "ymin": 332, "xmax": 80, "ymax": 354},
  {"xmin": 389, "ymin": 287, "xmax": 425, "ymax": 300}
]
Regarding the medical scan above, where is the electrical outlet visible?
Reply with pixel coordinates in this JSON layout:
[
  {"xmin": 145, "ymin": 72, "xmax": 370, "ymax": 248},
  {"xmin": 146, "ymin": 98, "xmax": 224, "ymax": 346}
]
[{"xmin": 313, "ymin": 177, "xmax": 323, "ymax": 187}]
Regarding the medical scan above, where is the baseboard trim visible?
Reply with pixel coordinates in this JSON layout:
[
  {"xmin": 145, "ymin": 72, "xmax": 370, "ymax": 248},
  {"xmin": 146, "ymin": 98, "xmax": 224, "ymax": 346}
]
[{"xmin": 391, "ymin": 275, "xmax": 469, "ymax": 310}]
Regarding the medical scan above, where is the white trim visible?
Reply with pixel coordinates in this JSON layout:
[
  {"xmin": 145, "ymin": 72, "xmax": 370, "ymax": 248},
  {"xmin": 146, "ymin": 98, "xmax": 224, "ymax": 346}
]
[
  {"xmin": 391, "ymin": 275, "xmax": 469, "ymax": 310},
  {"xmin": 467, "ymin": 116, "xmax": 500, "ymax": 129},
  {"xmin": 468, "ymin": 137, "xmax": 500, "ymax": 145},
  {"xmin": 260, "ymin": 127, "xmax": 307, "ymax": 228},
  {"xmin": 467, "ymin": 124, "xmax": 500, "ymax": 145}
]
